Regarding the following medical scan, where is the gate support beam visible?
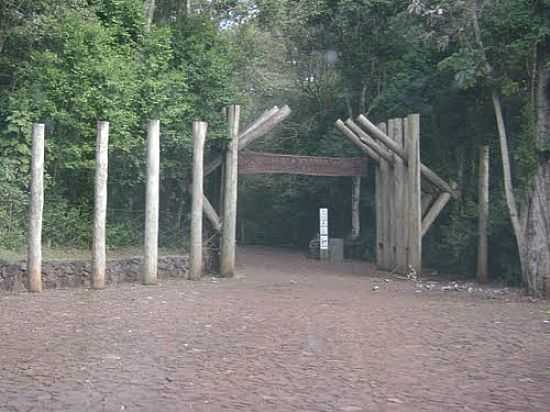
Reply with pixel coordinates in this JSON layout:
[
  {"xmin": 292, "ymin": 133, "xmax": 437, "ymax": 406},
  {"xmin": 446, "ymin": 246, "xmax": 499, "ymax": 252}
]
[
  {"xmin": 190, "ymin": 121, "xmax": 208, "ymax": 281},
  {"xmin": 220, "ymin": 105, "xmax": 241, "ymax": 277},
  {"xmin": 407, "ymin": 114, "xmax": 422, "ymax": 273},
  {"xmin": 421, "ymin": 191, "xmax": 452, "ymax": 237}
]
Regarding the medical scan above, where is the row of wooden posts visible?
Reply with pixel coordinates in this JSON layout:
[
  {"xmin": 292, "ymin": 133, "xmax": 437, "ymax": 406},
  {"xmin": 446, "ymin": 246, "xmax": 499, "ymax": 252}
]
[
  {"xmin": 27, "ymin": 120, "xmax": 168, "ymax": 292},
  {"xmin": 25, "ymin": 104, "xmax": 291, "ymax": 292}
]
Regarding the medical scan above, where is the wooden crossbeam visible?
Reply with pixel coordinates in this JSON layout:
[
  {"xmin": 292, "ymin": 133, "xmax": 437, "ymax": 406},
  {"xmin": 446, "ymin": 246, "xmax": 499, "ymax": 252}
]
[{"xmin": 239, "ymin": 152, "xmax": 368, "ymax": 177}]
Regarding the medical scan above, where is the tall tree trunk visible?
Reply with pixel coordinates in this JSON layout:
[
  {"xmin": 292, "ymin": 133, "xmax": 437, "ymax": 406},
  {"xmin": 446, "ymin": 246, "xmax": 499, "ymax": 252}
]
[
  {"xmin": 523, "ymin": 40, "xmax": 550, "ymax": 297},
  {"xmin": 144, "ymin": 0, "xmax": 156, "ymax": 33},
  {"xmin": 471, "ymin": 0, "xmax": 532, "ymax": 289},
  {"xmin": 359, "ymin": 82, "xmax": 367, "ymax": 115}
]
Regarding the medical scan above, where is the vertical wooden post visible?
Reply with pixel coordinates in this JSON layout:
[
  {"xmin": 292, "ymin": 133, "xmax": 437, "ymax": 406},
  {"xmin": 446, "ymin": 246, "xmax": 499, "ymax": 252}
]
[
  {"xmin": 478, "ymin": 145, "xmax": 489, "ymax": 283},
  {"xmin": 143, "ymin": 120, "xmax": 160, "ymax": 285},
  {"xmin": 402, "ymin": 118, "xmax": 410, "ymax": 266},
  {"xmin": 28, "ymin": 123, "xmax": 45, "ymax": 293},
  {"xmin": 190, "ymin": 121, "xmax": 207, "ymax": 281},
  {"xmin": 375, "ymin": 162, "xmax": 384, "ymax": 268},
  {"xmin": 351, "ymin": 176, "xmax": 361, "ymax": 240},
  {"xmin": 390, "ymin": 118, "xmax": 406, "ymax": 272},
  {"xmin": 221, "ymin": 105, "xmax": 240, "ymax": 277},
  {"xmin": 92, "ymin": 121, "xmax": 109, "ymax": 289},
  {"xmin": 380, "ymin": 123, "xmax": 393, "ymax": 270},
  {"xmin": 407, "ymin": 114, "xmax": 422, "ymax": 273},
  {"xmin": 376, "ymin": 123, "xmax": 389, "ymax": 269}
]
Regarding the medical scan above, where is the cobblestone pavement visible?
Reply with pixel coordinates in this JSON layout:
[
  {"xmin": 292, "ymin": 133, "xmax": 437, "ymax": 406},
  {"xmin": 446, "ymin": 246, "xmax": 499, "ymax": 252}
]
[{"xmin": 1, "ymin": 247, "xmax": 549, "ymax": 412}]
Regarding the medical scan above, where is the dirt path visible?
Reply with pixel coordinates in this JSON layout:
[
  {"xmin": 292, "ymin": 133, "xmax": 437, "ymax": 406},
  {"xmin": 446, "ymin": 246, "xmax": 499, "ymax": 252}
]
[{"xmin": 1, "ymin": 247, "xmax": 549, "ymax": 411}]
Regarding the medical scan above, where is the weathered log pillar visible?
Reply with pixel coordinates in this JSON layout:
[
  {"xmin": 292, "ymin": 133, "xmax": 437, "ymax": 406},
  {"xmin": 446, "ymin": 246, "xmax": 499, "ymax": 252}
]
[
  {"xmin": 190, "ymin": 121, "xmax": 207, "ymax": 281},
  {"xmin": 376, "ymin": 122, "xmax": 392, "ymax": 270},
  {"xmin": 351, "ymin": 176, "xmax": 361, "ymax": 240},
  {"xmin": 28, "ymin": 123, "xmax": 45, "ymax": 293},
  {"xmin": 143, "ymin": 120, "xmax": 160, "ymax": 285},
  {"xmin": 221, "ymin": 105, "xmax": 240, "ymax": 277},
  {"xmin": 402, "ymin": 118, "xmax": 410, "ymax": 270},
  {"xmin": 477, "ymin": 145, "xmax": 489, "ymax": 283},
  {"xmin": 92, "ymin": 121, "xmax": 109, "ymax": 289},
  {"xmin": 390, "ymin": 118, "xmax": 406, "ymax": 272},
  {"xmin": 407, "ymin": 114, "xmax": 422, "ymax": 273}
]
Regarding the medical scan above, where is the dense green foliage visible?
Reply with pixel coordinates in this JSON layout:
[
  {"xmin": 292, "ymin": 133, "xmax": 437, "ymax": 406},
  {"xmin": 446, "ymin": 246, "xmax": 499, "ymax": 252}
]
[
  {"xmin": 1, "ymin": 0, "xmax": 235, "ymax": 249},
  {"xmin": 1, "ymin": 0, "xmax": 548, "ymax": 285}
]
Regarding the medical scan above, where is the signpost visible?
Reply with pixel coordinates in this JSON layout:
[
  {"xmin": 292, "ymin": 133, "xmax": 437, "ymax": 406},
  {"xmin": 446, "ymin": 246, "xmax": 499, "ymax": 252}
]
[{"xmin": 320, "ymin": 208, "xmax": 329, "ymax": 261}]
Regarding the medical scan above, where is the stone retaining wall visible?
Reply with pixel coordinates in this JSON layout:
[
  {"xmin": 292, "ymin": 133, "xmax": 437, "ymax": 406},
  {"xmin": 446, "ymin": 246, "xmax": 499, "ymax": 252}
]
[{"xmin": 0, "ymin": 255, "xmax": 190, "ymax": 292}]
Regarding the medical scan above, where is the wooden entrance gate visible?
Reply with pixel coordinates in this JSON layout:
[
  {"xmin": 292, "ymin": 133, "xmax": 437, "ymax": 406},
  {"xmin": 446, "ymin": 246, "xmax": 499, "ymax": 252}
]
[{"xmin": 189, "ymin": 105, "xmax": 456, "ymax": 279}]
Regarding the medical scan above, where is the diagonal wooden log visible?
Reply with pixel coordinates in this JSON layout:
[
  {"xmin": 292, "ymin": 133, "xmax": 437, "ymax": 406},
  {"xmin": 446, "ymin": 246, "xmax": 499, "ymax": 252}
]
[
  {"xmin": 421, "ymin": 193, "xmax": 435, "ymax": 218},
  {"xmin": 239, "ymin": 106, "xmax": 279, "ymax": 142},
  {"xmin": 344, "ymin": 119, "xmax": 394, "ymax": 164},
  {"xmin": 203, "ymin": 189, "xmax": 222, "ymax": 232},
  {"xmin": 356, "ymin": 115, "xmax": 457, "ymax": 197},
  {"xmin": 421, "ymin": 191, "xmax": 452, "ymax": 237},
  {"xmin": 203, "ymin": 105, "xmax": 292, "ymax": 232},
  {"xmin": 205, "ymin": 106, "xmax": 291, "ymax": 177},
  {"xmin": 335, "ymin": 120, "xmax": 381, "ymax": 162},
  {"xmin": 239, "ymin": 105, "xmax": 291, "ymax": 149}
]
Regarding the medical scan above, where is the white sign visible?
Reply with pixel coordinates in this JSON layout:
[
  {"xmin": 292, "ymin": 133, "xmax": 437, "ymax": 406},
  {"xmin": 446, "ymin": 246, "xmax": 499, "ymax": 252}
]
[{"xmin": 320, "ymin": 208, "xmax": 328, "ymax": 250}]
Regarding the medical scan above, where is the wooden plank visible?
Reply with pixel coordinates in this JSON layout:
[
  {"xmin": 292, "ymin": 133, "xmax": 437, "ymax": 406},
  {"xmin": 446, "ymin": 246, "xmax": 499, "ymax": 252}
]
[
  {"xmin": 356, "ymin": 115, "xmax": 456, "ymax": 196},
  {"xmin": 28, "ymin": 123, "xmax": 45, "ymax": 293},
  {"xmin": 477, "ymin": 145, "xmax": 489, "ymax": 283},
  {"xmin": 190, "ymin": 121, "xmax": 208, "ymax": 281},
  {"xmin": 92, "ymin": 121, "xmax": 109, "ymax": 290},
  {"xmin": 143, "ymin": 120, "xmax": 160, "ymax": 285},
  {"xmin": 221, "ymin": 105, "xmax": 241, "ymax": 277},
  {"xmin": 335, "ymin": 120, "xmax": 381, "ymax": 162},
  {"xmin": 422, "ymin": 192, "xmax": 451, "ymax": 237},
  {"xmin": 238, "ymin": 152, "xmax": 368, "ymax": 177},
  {"xmin": 407, "ymin": 114, "xmax": 422, "ymax": 273}
]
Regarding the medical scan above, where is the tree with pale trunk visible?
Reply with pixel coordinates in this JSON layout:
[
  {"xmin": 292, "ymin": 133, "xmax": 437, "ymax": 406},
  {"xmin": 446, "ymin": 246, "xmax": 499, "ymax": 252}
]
[{"xmin": 410, "ymin": 0, "xmax": 550, "ymax": 296}]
